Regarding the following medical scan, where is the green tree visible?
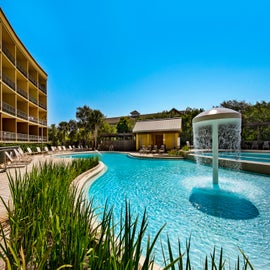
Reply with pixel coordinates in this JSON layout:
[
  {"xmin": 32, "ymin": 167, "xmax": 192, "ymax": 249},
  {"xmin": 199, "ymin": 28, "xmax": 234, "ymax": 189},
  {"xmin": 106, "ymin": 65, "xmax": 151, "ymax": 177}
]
[
  {"xmin": 181, "ymin": 107, "xmax": 204, "ymax": 146},
  {"xmin": 220, "ymin": 100, "xmax": 251, "ymax": 114},
  {"xmin": 48, "ymin": 124, "xmax": 59, "ymax": 145},
  {"xmin": 90, "ymin": 109, "xmax": 104, "ymax": 149},
  {"xmin": 58, "ymin": 121, "xmax": 69, "ymax": 145},
  {"xmin": 245, "ymin": 101, "xmax": 270, "ymax": 141},
  {"xmin": 67, "ymin": 119, "xmax": 78, "ymax": 144},
  {"xmin": 116, "ymin": 117, "xmax": 131, "ymax": 133},
  {"xmin": 76, "ymin": 105, "xmax": 93, "ymax": 145}
]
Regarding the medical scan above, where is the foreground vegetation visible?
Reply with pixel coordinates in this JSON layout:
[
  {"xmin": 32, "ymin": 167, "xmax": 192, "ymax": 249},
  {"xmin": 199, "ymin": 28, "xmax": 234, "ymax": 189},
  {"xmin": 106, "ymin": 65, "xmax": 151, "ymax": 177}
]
[{"xmin": 0, "ymin": 158, "xmax": 253, "ymax": 269}]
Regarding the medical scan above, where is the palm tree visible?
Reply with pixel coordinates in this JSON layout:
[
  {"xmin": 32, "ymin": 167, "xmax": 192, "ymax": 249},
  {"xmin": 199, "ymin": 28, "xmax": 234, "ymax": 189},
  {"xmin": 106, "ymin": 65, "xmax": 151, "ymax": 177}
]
[
  {"xmin": 58, "ymin": 121, "xmax": 69, "ymax": 145},
  {"xmin": 67, "ymin": 119, "xmax": 78, "ymax": 145},
  {"xmin": 76, "ymin": 105, "xmax": 92, "ymax": 146},
  {"xmin": 90, "ymin": 109, "xmax": 104, "ymax": 149},
  {"xmin": 48, "ymin": 124, "xmax": 59, "ymax": 145}
]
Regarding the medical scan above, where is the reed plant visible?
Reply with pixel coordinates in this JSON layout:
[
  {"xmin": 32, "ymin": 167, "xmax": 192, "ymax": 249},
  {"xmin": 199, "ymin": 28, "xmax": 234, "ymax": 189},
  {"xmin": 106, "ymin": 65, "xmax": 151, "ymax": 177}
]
[{"xmin": 0, "ymin": 157, "xmax": 254, "ymax": 269}]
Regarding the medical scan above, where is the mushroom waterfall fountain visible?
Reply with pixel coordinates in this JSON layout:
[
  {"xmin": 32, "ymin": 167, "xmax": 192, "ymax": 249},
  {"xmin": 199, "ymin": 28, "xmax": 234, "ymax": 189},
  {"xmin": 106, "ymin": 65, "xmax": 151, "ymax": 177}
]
[{"xmin": 192, "ymin": 107, "xmax": 242, "ymax": 185}]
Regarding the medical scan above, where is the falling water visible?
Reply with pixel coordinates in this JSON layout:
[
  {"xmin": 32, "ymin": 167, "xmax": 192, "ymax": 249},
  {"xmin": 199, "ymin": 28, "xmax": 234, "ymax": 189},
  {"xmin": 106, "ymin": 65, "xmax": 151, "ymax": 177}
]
[{"xmin": 192, "ymin": 108, "xmax": 242, "ymax": 185}]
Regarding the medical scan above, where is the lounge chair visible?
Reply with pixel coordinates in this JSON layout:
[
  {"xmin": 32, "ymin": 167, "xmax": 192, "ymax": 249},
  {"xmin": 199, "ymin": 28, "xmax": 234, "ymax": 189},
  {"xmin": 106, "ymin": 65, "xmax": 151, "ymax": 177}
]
[
  {"xmin": 152, "ymin": 145, "xmax": 158, "ymax": 154},
  {"xmin": 145, "ymin": 145, "xmax": 152, "ymax": 154},
  {"xmin": 251, "ymin": 141, "xmax": 258, "ymax": 150},
  {"xmin": 14, "ymin": 149, "xmax": 32, "ymax": 163},
  {"xmin": 263, "ymin": 141, "xmax": 269, "ymax": 150},
  {"xmin": 4, "ymin": 151, "xmax": 27, "ymax": 168},
  {"xmin": 139, "ymin": 145, "xmax": 146, "ymax": 154},
  {"xmin": 27, "ymin": 147, "xmax": 36, "ymax": 155},
  {"xmin": 36, "ymin": 147, "xmax": 43, "ymax": 154},
  {"xmin": 159, "ymin": 145, "xmax": 165, "ymax": 154}
]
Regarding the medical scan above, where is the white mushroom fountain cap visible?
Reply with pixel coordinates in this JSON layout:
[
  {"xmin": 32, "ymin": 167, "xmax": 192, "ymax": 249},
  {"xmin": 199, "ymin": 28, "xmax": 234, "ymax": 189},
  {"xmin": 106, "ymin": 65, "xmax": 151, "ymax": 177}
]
[{"xmin": 193, "ymin": 107, "xmax": 241, "ymax": 124}]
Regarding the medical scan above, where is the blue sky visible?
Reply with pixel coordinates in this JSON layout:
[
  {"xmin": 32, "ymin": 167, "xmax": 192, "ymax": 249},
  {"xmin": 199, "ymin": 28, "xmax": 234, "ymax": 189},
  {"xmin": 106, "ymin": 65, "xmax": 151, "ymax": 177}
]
[{"xmin": 2, "ymin": 1, "xmax": 270, "ymax": 125}]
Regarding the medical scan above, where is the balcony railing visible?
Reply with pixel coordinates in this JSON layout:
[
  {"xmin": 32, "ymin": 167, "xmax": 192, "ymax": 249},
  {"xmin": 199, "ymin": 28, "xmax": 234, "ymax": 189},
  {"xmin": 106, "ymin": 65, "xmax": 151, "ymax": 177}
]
[
  {"xmin": 28, "ymin": 115, "xmax": 38, "ymax": 123},
  {"xmin": 1, "ymin": 131, "xmax": 16, "ymax": 141},
  {"xmin": 17, "ymin": 87, "xmax": 28, "ymax": 99},
  {"xmin": 29, "ymin": 135, "xmax": 39, "ymax": 141},
  {"xmin": 2, "ymin": 74, "xmax": 15, "ymax": 90},
  {"xmin": 2, "ymin": 45, "xmax": 15, "ymax": 64},
  {"xmin": 17, "ymin": 109, "xmax": 28, "ymax": 120},
  {"xmin": 2, "ymin": 101, "xmax": 15, "ymax": 115},
  {"xmin": 29, "ymin": 95, "xmax": 38, "ymax": 105},
  {"xmin": 39, "ymin": 84, "xmax": 47, "ymax": 94},
  {"xmin": 28, "ymin": 75, "xmax": 37, "ymax": 86},
  {"xmin": 17, "ymin": 133, "xmax": 28, "ymax": 141},
  {"xmin": 39, "ymin": 119, "xmax": 47, "ymax": 125},
  {"xmin": 39, "ymin": 101, "xmax": 47, "ymax": 109},
  {"xmin": 0, "ymin": 131, "xmax": 47, "ymax": 142},
  {"xmin": 16, "ymin": 62, "xmax": 28, "ymax": 77}
]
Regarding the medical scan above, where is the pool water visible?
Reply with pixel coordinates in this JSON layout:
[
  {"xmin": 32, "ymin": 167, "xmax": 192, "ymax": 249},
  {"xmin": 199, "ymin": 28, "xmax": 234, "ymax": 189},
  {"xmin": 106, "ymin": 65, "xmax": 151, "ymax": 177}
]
[
  {"xmin": 203, "ymin": 151, "xmax": 270, "ymax": 164},
  {"xmin": 72, "ymin": 152, "xmax": 270, "ymax": 268}
]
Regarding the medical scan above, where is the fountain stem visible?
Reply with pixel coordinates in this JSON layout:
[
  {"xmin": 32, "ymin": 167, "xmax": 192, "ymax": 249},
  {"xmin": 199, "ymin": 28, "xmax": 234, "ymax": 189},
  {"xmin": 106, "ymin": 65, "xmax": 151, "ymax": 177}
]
[
  {"xmin": 193, "ymin": 107, "xmax": 241, "ymax": 186},
  {"xmin": 212, "ymin": 122, "xmax": 219, "ymax": 185}
]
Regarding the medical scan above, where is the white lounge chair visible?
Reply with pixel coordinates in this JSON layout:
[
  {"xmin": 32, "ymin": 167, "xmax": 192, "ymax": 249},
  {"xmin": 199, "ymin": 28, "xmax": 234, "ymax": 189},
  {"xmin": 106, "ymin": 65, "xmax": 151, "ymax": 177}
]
[
  {"xmin": 152, "ymin": 145, "xmax": 158, "ymax": 153},
  {"xmin": 139, "ymin": 145, "xmax": 146, "ymax": 154},
  {"xmin": 27, "ymin": 147, "xmax": 35, "ymax": 155},
  {"xmin": 14, "ymin": 149, "xmax": 32, "ymax": 163},
  {"xmin": 263, "ymin": 141, "xmax": 269, "ymax": 150},
  {"xmin": 4, "ymin": 151, "xmax": 27, "ymax": 168},
  {"xmin": 159, "ymin": 145, "xmax": 165, "ymax": 154},
  {"xmin": 251, "ymin": 141, "xmax": 258, "ymax": 150}
]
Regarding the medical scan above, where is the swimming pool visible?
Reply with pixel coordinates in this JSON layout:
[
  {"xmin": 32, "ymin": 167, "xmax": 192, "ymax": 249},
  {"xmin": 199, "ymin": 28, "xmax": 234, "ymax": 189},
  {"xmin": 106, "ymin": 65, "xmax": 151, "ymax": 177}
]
[
  {"xmin": 66, "ymin": 152, "xmax": 270, "ymax": 268},
  {"xmin": 202, "ymin": 151, "xmax": 270, "ymax": 164}
]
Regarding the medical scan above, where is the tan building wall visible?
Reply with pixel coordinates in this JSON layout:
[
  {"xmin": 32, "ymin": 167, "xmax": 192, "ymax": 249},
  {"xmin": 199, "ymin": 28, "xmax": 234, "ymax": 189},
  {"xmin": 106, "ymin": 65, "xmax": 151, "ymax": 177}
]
[
  {"xmin": 0, "ymin": 9, "xmax": 48, "ymax": 143},
  {"xmin": 136, "ymin": 132, "xmax": 180, "ymax": 151}
]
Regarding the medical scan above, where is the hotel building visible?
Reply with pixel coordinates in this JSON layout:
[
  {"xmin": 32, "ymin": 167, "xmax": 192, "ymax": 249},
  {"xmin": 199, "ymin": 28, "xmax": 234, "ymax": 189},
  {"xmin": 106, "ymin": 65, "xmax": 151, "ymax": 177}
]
[{"xmin": 0, "ymin": 8, "xmax": 48, "ymax": 143}]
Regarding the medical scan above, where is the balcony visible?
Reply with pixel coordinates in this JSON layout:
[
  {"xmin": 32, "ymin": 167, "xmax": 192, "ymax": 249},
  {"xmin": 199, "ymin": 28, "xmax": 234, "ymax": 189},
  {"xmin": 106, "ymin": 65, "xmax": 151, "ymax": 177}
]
[
  {"xmin": 39, "ymin": 101, "xmax": 47, "ymax": 110},
  {"xmin": 28, "ymin": 75, "xmax": 37, "ymax": 86},
  {"xmin": 29, "ymin": 134, "xmax": 39, "ymax": 141},
  {"xmin": 39, "ymin": 84, "xmax": 47, "ymax": 94},
  {"xmin": 17, "ymin": 109, "xmax": 28, "ymax": 120},
  {"xmin": 28, "ymin": 115, "xmax": 38, "ymax": 123},
  {"xmin": 17, "ymin": 87, "xmax": 28, "ymax": 99},
  {"xmin": 2, "ymin": 45, "xmax": 15, "ymax": 64},
  {"xmin": 2, "ymin": 101, "xmax": 15, "ymax": 116},
  {"xmin": 16, "ymin": 62, "xmax": 28, "ymax": 77},
  {"xmin": 0, "ymin": 132, "xmax": 47, "ymax": 142},
  {"xmin": 1, "ymin": 131, "xmax": 16, "ymax": 141},
  {"xmin": 29, "ymin": 95, "xmax": 38, "ymax": 105},
  {"xmin": 2, "ymin": 74, "xmax": 15, "ymax": 90},
  {"xmin": 17, "ymin": 133, "xmax": 28, "ymax": 141},
  {"xmin": 39, "ymin": 119, "xmax": 47, "ymax": 125}
]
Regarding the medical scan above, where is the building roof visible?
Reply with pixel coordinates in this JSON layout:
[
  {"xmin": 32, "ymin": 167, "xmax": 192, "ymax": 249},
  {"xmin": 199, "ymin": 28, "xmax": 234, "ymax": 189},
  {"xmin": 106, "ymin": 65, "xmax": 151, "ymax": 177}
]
[{"xmin": 133, "ymin": 118, "xmax": 182, "ymax": 133}]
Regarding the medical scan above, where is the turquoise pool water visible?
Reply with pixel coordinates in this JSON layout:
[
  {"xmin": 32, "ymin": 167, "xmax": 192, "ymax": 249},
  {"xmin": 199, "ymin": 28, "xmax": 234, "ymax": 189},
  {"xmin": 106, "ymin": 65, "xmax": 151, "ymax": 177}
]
[
  {"xmin": 67, "ymin": 152, "xmax": 270, "ymax": 268},
  {"xmin": 203, "ymin": 151, "xmax": 270, "ymax": 164}
]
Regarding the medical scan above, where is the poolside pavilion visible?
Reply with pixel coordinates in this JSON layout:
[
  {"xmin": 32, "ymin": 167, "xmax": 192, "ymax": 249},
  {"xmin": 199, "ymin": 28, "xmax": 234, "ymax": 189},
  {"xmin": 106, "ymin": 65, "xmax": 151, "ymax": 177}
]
[{"xmin": 133, "ymin": 118, "xmax": 182, "ymax": 151}]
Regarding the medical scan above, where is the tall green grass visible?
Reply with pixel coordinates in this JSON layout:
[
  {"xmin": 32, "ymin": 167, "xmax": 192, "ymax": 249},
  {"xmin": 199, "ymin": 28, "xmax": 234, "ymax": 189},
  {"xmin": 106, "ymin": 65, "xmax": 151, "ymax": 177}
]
[{"xmin": 0, "ymin": 158, "xmax": 254, "ymax": 269}]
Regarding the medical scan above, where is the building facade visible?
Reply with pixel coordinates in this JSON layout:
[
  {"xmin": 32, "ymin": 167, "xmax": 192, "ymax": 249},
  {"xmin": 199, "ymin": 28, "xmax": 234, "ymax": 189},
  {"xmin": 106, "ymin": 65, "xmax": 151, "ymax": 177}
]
[
  {"xmin": 133, "ymin": 118, "xmax": 182, "ymax": 151},
  {"xmin": 0, "ymin": 9, "xmax": 48, "ymax": 143}
]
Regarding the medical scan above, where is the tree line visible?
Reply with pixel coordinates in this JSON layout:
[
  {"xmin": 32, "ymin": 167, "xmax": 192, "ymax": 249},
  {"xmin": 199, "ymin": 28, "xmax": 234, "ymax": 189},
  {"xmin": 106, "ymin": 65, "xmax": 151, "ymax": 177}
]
[{"xmin": 49, "ymin": 100, "xmax": 270, "ymax": 149}]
